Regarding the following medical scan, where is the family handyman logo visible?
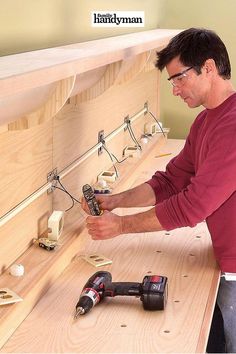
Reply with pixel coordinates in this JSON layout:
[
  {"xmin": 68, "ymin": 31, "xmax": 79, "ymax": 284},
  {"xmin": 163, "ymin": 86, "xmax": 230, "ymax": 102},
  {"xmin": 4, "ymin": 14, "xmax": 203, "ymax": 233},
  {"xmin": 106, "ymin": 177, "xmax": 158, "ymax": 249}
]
[{"xmin": 91, "ymin": 11, "xmax": 145, "ymax": 27}]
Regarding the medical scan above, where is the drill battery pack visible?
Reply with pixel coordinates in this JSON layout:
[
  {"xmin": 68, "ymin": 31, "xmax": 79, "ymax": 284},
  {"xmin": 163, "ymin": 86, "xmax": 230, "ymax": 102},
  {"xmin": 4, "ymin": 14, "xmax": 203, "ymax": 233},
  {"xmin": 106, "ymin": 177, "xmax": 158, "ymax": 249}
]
[{"xmin": 141, "ymin": 275, "xmax": 168, "ymax": 310}]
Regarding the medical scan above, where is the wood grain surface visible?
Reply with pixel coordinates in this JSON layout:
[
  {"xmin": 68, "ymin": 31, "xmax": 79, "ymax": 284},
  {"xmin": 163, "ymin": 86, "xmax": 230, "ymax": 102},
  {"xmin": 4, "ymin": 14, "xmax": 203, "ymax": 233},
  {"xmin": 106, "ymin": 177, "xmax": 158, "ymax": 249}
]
[
  {"xmin": 0, "ymin": 59, "xmax": 158, "ymax": 276},
  {"xmin": 0, "ymin": 133, "xmax": 165, "ymax": 349},
  {"xmin": 0, "ymin": 29, "xmax": 180, "ymax": 99},
  {"xmin": 0, "ymin": 30, "xmax": 182, "ymax": 351},
  {"xmin": 1, "ymin": 140, "xmax": 220, "ymax": 353}
]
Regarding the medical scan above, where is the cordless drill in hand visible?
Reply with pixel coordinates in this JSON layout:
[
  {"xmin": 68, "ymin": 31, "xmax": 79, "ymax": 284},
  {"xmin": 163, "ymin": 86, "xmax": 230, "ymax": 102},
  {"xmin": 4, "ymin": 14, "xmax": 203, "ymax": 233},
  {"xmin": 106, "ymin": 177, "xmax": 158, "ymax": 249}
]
[{"xmin": 74, "ymin": 271, "xmax": 168, "ymax": 318}]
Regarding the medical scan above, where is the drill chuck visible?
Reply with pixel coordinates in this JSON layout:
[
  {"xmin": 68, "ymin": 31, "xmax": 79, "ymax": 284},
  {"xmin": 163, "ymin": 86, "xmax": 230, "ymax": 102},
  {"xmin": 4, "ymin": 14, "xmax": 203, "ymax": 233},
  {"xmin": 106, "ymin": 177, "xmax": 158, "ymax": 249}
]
[
  {"xmin": 75, "ymin": 271, "xmax": 111, "ymax": 318},
  {"xmin": 75, "ymin": 290, "xmax": 98, "ymax": 317}
]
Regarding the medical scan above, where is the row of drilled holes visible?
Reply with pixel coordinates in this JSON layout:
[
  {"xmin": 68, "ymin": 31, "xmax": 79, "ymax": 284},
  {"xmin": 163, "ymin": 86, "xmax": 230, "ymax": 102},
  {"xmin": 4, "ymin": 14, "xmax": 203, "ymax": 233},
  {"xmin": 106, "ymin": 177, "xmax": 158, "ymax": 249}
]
[{"xmin": 119, "ymin": 233, "xmax": 203, "ymax": 331}]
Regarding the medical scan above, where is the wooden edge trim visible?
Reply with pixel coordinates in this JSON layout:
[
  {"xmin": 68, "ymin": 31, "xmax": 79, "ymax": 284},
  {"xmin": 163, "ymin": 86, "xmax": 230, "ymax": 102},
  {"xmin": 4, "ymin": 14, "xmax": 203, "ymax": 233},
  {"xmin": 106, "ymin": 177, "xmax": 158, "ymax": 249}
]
[{"xmin": 195, "ymin": 266, "xmax": 221, "ymax": 353}]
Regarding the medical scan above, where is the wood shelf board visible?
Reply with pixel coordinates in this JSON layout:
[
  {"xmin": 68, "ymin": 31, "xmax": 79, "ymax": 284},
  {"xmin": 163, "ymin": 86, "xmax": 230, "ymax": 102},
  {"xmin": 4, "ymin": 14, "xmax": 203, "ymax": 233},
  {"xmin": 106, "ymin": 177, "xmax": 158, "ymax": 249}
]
[{"xmin": 0, "ymin": 29, "xmax": 181, "ymax": 99}]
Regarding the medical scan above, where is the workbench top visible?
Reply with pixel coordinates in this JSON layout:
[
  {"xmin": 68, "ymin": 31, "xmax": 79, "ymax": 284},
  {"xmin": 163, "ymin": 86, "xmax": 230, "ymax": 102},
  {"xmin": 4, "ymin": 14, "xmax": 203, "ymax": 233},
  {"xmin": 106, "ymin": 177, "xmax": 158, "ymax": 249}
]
[{"xmin": 1, "ymin": 139, "xmax": 220, "ymax": 353}]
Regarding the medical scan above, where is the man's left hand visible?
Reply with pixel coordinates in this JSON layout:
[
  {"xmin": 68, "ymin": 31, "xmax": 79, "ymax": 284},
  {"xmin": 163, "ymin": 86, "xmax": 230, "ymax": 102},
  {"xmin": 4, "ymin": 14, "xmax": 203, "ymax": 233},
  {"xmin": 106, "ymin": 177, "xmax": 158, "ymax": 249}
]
[{"xmin": 86, "ymin": 210, "xmax": 123, "ymax": 240}]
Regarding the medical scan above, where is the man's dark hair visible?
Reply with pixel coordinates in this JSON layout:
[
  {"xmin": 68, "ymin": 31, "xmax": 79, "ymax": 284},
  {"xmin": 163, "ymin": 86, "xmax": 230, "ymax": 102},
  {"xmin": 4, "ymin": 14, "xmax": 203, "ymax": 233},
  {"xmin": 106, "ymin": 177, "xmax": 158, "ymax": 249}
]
[{"xmin": 156, "ymin": 28, "xmax": 231, "ymax": 79}]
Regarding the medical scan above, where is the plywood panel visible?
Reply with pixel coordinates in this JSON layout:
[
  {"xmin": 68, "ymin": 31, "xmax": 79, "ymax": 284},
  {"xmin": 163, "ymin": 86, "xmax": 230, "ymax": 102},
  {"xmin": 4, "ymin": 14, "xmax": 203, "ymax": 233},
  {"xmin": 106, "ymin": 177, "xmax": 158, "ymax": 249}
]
[
  {"xmin": 52, "ymin": 133, "xmax": 166, "ymax": 231},
  {"xmin": 53, "ymin": 70, "xmax": 159, "ymax": 173},
  {"xmin": 0, "ymin": 193, "xmax": 52, "ymax": 275},
  {"xmin": 0, "ymin": 119, "xmax": 53, "ymax": 274},
  {"xmin": 0, "ymin": 134, "xmax": 167, "ymax": 350},
  {"xmin": 0, "ymin": 121, "xmax": 53, "ymax": 217},
  {"xmin": 52, "ymin": 68, "xmax": 160, "ymax": 231}
]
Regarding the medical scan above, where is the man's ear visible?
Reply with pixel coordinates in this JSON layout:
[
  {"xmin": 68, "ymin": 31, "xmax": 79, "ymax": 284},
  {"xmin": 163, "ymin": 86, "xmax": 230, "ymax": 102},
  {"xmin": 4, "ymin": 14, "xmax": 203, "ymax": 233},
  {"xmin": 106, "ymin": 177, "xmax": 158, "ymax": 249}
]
[{"xmin": 204, "ymin": 59, "xmax": 216, "ymax": 74}]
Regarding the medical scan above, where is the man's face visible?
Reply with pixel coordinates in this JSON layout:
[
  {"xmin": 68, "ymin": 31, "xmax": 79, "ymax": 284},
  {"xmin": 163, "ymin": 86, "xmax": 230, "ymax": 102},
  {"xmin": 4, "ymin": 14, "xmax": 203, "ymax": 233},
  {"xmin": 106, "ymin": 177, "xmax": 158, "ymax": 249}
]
[{"xmin": 166, "ymin": 57, "xmax": 210, "ymax": 108}]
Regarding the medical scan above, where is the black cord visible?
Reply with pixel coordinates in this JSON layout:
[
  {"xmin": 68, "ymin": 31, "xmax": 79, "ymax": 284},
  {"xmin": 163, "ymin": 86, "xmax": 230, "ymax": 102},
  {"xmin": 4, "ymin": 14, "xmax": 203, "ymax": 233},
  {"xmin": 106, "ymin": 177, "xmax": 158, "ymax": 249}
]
[
  {"xmin": 101, "ymin": 141, "xmax": 121, "ymax": 178},
  {"xmin": 102, "ymin": 143, "xmax": 128, "ymax": 164},
  {"xmin": 148, "ymin": 111, "xmax": 166, "ymax": 137},
  {"xmin": 54, "ymin": 176, "xmax": 81, "ymax": 212},
  {"xmin": 65, "ymin": 200, "xmax": 75, "ymax": 212},
  {"xmin": 126, "ymin": 121, "xmax": 142, "ymax": 150},
  {"xmin": 54, "ymin": 186, "xmax": 75, "ymax": 212},
  {"xmin": 56, "ymin": 178, "xmax": 81, "ymax": 204}
]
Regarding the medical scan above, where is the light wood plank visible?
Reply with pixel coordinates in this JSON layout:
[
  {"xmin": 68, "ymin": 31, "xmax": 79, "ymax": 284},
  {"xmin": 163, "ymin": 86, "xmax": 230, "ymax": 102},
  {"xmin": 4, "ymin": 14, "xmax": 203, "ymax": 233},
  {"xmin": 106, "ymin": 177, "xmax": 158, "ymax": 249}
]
[{"xmin": 0, "ymin": 29, "xmax": 181, "ymax": 100}]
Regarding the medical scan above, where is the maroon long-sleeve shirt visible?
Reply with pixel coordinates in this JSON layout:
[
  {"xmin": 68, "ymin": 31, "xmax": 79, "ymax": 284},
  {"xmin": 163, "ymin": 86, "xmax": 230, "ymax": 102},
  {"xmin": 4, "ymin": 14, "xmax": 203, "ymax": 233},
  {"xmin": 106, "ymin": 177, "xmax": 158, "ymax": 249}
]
[{"xmin": 146, "ymin": 93, "xmax": 236, "ymax": 272}]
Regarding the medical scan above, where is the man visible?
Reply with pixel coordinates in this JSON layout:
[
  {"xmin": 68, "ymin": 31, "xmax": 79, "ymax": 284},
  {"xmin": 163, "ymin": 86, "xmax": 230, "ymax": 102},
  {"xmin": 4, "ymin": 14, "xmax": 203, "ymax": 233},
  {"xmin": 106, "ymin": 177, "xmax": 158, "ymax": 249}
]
[{"xmin": 82, "ymin": 28, "xmax": 236, "ymax": 353}]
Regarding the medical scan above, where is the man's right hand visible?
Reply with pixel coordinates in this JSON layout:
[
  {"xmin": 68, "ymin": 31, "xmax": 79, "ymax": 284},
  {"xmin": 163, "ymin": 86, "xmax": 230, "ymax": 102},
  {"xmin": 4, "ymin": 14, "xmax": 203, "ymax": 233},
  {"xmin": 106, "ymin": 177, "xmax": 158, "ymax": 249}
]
[
  {"xmin": 81, "ymin": 183, "xmax": 156, "ymax": 214},
  {"xmin": 81, "ymin": 194, "xmax": 116, "ymax": 215}
]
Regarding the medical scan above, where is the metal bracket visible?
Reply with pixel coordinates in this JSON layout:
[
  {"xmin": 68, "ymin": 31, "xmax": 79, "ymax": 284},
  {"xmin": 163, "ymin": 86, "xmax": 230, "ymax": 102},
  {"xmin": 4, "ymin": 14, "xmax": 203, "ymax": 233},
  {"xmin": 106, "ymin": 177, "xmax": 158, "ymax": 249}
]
[
  {"xmin": 144, "ymin": 101, "xmax": 148, "ymax": 114},
  {"xmin": 124, "ymin": 115, "xmax": 130, "ymax": 131},
  {"xmin": 47, "ymin": 168, "xmax": 58, "ymax": 194},
  {"xmin": 98, "ymin": 130, "xmax": 105, "ymax": 156}
]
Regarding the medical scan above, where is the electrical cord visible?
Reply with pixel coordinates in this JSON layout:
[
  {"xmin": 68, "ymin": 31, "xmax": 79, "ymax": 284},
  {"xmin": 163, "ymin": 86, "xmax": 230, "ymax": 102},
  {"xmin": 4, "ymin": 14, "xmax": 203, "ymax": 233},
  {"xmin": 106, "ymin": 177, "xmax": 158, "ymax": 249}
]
[
  {"xmin": 100, "ymin": 141, "xmax": 119, "ymax": 178},
  {"xmin": 126, "ymin": 120, "xmax": 142, "ymax": 150},
  {"xmin": 102, "ymin": 142, "xmax": 128, "ymax": 164},
  {"xmin": 54, "ymin": 186, "xmax": 75, "ymax": 212},
  {"xmin": 56, "ymin": 177, "xmax": 81, "ymax": 204},
  {"xmin": 54, "ymin": 176, "xmax": 81, "ymax": 212},
  {"xmin": 148, "ymin": 110, "xmax": 166, "ymax": 137}
]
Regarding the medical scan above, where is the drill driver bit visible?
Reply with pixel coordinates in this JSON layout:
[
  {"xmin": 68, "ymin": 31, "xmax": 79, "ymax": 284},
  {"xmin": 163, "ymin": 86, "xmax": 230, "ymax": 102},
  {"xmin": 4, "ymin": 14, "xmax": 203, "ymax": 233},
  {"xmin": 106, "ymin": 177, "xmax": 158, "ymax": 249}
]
[{"xmin": 74, "ymin": 306, "xmax": 85, "ymax": 319}]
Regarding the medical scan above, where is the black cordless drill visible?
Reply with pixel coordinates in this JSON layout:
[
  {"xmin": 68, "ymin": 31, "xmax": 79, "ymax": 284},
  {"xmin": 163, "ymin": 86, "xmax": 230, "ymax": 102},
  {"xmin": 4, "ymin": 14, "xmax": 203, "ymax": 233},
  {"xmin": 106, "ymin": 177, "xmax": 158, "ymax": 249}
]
[{"xmin": 74, "ymin": 271, "xmax": 168, "ymax": 318}]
